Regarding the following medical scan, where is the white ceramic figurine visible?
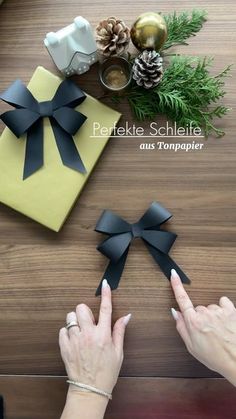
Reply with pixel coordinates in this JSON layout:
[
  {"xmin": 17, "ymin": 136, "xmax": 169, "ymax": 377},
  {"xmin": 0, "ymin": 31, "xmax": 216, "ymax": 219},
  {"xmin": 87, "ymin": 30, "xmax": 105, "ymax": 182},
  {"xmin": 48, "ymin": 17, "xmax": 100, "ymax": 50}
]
[{"xmin": 44, "ymin": 16, "xmax": 98, "ymax": 76}]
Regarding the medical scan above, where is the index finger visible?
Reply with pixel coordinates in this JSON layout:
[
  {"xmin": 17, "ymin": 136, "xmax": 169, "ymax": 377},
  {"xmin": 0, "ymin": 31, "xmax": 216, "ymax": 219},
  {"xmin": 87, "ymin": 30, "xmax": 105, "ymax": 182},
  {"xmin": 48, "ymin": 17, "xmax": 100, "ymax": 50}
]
[
  {"xmin": 98, "ymin": 279, "xmax": 112, "ymax": 330},
  {"xmin": 171, "ymin": 269, "xmax": 195, "ymax": 316}
]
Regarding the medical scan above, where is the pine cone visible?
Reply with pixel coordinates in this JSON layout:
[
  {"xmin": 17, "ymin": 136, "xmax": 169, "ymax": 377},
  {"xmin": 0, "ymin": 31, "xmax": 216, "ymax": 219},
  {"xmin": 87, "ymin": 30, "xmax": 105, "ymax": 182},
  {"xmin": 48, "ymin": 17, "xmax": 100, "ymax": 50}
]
[
  {"xmin": 96, "ymin": 17, "xmax": 130, "ymax": 57},
  {"xmin": 132, "ymin": 50, "xmax": 163, "ymax": 89}
]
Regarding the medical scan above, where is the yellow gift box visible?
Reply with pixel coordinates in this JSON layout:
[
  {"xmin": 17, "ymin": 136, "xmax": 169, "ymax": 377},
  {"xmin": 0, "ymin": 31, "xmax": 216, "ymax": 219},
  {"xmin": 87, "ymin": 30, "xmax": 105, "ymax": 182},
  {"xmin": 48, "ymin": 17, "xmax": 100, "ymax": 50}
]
[{"xmin": 0, "ymin": 66, "xmax": 121, "ymax": 231}]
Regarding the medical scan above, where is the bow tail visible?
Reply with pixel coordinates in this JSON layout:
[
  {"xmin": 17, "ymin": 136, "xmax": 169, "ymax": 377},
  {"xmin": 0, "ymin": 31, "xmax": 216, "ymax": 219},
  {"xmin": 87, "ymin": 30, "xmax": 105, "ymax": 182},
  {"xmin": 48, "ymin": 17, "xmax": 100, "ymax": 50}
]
[
  {"xmin": 145, "ymin": 242, "xmax": 190, "ymax": 284},
  {"xmin": 23, "ymin": 119, "xmax": 44, "ymax": 180},
  {"xmin": 50, "ymin": 118, "xmax": 87, "ymax": 174},
  {"xmin": 95, "ymin": 248, "xmax": 129, "ymax": 296}
]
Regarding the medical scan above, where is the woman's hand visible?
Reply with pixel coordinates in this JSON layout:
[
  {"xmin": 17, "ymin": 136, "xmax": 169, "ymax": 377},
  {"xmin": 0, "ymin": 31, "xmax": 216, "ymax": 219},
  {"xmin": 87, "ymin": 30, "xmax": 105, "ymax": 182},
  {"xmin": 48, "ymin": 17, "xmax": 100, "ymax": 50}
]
[
  {"xmin": 59, "ymin": 279, "xmax": 131, "ymax": 419},
  {"xmin": 170, "ymin": 269, "xmax": 236, "ymax": 386}
]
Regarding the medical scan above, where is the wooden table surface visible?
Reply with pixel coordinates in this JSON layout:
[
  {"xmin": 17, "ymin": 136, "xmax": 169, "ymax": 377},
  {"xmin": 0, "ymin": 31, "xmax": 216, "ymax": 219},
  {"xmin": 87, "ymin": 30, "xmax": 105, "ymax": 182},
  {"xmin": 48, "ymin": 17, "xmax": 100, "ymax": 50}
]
[{"xmin": 0, "ymin": 0, "xmax": 236, "ymax": 417}]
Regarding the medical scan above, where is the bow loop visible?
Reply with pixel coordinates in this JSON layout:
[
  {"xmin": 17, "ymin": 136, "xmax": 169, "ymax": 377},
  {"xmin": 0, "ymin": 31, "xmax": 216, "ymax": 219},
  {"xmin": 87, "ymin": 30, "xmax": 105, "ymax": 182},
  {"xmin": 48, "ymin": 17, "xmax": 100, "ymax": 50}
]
[
  {"xmin": 98, "ymin": 232, "xmax": 132, "ymax": 263},
  {"xmin": 95, "ymin": 202, "xmax": 190, "ymax": 295},
  {"xmin": 95, "ymin": 210, "xmax": 132, "ymax": 235},
  {"xmin": 138, "ymin": 201, "xmax": 172, "ymax": 230},
  {"xmin": 142, "ymin": 230, "xmax": 177, "ymax": 254},
  {"xmin": 0, "ymin": 78, "xmax": 88, "ymax": 179},
  {"xmin": 0, "ymin": 79, "xmax": 39, "ymax": 112},
  {"xmin": 53, "ymin": 107, "xmax": 87, "ymax": 135},
  {"xmin": 51, "ymin": 78, "xmax": 86, "ymax": 109},
  {"xmin": 1, "ymin": 109, "xmax": 40, "ymax": 138}
]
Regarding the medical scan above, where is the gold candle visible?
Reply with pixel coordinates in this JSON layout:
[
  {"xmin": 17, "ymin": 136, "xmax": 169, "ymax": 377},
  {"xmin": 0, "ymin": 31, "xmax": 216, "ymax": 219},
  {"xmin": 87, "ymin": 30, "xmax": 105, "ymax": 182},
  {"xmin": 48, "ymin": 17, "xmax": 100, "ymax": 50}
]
[{"xmin": 99, "ymin": 56, "xmax": 131, "ymax": 93}]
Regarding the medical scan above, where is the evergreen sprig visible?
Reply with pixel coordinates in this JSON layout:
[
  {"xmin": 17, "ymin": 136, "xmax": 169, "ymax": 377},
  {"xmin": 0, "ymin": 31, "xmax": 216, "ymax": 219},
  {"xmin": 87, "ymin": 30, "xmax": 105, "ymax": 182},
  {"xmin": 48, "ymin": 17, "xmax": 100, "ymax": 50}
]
[
  {"xmin": 127, "ymin": 56, "xmax": 231, "ymax": 136},
  {"xmin": 110, "ymin": 9, "xmax": 231, "ymax": 136},
  {"xmin": 162, "ymin": 9, "xmax": 207, "ymax": 50}
]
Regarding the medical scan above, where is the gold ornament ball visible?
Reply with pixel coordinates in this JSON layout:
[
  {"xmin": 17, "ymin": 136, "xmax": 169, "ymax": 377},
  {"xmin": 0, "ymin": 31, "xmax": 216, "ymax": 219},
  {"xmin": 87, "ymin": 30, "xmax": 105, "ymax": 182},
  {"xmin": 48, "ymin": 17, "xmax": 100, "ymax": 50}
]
[{"xmin": 131, "ymin": 12, "xmax": 167, "ymax": 51}]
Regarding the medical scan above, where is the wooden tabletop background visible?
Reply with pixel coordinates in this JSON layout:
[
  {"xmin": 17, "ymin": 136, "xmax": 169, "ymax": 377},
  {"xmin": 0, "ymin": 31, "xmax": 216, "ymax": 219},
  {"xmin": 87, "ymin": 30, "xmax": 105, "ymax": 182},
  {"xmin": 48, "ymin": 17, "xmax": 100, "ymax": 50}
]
[{"xmin": 0, "ymin": 0, "xmax": 236, "ymax": 417}]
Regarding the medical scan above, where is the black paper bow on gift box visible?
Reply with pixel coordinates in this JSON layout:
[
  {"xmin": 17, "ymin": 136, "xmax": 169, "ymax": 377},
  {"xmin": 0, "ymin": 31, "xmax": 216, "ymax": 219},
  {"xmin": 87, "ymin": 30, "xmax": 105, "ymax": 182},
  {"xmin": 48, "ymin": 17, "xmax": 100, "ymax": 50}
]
[
  {"xmin": 0, "ymin": 79, "xmax": 87, "ymax": 179},
  {"xmin": 95, "ymin": 202, "xmax": 190, "ymax": 296}
]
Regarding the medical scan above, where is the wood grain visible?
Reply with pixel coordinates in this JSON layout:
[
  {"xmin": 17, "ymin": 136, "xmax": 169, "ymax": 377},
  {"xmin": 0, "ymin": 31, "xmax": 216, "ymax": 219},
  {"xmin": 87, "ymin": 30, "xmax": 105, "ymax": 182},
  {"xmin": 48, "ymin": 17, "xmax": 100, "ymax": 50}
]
[
  {"xmin": 0, "ymin": 376, "xmax": 236, "ymax": 419},
  {"xmin": 0, "ymin": 0, "xmax": 236, "ymax": 382}
]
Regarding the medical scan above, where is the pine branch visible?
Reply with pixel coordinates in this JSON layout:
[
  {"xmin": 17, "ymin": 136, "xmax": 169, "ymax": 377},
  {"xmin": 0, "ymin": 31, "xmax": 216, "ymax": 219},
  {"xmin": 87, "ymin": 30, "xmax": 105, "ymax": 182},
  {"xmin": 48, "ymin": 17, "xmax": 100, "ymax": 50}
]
[
  {"xmin": 125, "ymin": 55, "xmax": 231, "ymax": 136},
  {"xmin": 158, "ymin": 90, "xmax": 188, "ymax": 116},
  {"xmin": 162, "ymin": 10, "xmax": 207, "ymax": 50},
  {"xmin": 108, "ymin": 9, "xmax": 231, "ymax": 137}
]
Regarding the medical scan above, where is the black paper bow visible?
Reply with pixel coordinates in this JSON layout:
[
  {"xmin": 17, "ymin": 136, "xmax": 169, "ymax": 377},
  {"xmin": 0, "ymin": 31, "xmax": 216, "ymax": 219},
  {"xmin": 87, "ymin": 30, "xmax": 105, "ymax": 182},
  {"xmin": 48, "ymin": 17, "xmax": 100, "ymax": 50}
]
[
  {"xmin": 95, "ymin": 202, "xmax": 190, "ymax": 295},
  {"xmin": 0, "ymin": 78, "xmax": 87, "ymax": 179}
]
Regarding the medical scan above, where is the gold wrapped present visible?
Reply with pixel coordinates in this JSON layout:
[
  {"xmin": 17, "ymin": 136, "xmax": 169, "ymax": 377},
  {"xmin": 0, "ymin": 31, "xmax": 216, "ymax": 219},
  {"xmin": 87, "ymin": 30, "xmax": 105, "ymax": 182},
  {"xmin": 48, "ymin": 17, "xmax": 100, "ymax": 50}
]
[{"xmin": 0, "ymin": 66, "xmax": 121, "ymax": 231}]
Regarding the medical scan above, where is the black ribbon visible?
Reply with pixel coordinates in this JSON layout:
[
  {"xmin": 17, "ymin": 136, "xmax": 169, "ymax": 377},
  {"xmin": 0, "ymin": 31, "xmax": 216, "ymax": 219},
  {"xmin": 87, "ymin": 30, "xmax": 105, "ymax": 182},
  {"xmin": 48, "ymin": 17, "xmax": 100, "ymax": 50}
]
[
  {"xmin": 0, "ymin": 78, "xmax": 87, "ymax": 179},
  {"xmin": 95, "ymin": 202, "xmax": 190, "ymax": 295}
]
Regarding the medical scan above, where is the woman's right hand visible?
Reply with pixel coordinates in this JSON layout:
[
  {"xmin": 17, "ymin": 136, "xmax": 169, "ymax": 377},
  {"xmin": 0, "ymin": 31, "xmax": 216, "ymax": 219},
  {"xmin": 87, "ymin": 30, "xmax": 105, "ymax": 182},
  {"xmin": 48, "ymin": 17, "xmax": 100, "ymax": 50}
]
[{"xmin": 170, "ymin": 269, "xmax": 236, "ymax": 386}]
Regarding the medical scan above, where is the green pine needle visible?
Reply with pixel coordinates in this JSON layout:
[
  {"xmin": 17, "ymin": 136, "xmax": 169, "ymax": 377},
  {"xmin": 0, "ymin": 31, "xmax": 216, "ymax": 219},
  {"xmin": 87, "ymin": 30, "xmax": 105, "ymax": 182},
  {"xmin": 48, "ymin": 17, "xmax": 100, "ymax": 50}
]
[
  {"xmin": 127, "ymin": 56, "xmax": 232, "ymax": 137},
  {"xmin": 162, "ymin": 9, "xmax": 208, "ymax": 50}
]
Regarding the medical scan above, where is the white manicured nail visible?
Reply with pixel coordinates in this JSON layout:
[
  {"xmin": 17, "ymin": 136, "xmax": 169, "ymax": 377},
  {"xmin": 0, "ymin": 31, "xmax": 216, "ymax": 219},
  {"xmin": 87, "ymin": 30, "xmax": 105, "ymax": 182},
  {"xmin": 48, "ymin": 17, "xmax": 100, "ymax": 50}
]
[
  {"xmin": 123, "ymin": 313, "xmax": 132, "ymax": 325},
  {"xmin": 171, "ymin": 308, "xmax": 179, "ymax": 320},
  {"xmin": 102, "ymin": 278, "xmax": 108, "ymax": 288},
  {"xmin": 171, "ymin": 269, "xmax": 179, "ymax": 279}
]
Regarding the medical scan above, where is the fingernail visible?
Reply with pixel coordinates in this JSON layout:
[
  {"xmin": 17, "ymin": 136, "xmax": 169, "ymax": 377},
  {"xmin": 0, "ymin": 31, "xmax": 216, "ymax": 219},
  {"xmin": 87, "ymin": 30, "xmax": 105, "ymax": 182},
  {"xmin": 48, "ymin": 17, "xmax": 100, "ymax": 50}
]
[
  {"xmin": 171, "ymin": 308, "xmax": 179, "ymax": 320},
  {"xmin": 102, "ymin": 278, "xmax": 108, "ymax": 288},
  {"xmin": 123, "ymin": 313, "xmax": 132, "ymax": 325},
  {"xmin": 171, "ymin": 269, "xmax": 179, "ymax": 279}
]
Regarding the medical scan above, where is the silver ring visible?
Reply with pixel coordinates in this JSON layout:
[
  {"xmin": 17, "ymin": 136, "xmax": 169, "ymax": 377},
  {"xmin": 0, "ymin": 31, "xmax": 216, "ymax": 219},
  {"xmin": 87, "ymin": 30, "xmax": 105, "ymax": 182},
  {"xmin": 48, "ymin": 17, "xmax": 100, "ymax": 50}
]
[{"xmin": 66, "ymin": 321, "xmax": 79, "ymax": 330}]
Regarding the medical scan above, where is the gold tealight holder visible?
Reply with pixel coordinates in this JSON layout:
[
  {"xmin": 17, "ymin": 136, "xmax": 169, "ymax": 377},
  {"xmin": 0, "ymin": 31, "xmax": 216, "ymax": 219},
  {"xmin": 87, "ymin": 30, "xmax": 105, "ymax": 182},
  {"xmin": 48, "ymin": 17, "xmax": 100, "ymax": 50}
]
[{"xmin": 99, "ymin": 56, "xmax": 132, "ymax": 94}]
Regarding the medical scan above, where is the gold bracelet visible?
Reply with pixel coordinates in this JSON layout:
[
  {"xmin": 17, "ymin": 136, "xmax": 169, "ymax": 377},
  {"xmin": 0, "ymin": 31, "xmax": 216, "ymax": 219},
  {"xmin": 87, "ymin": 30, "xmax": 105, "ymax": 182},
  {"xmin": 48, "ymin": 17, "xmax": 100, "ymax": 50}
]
[{"xmin": 67, "ymin": 380, "xmax": 112, "ymax": 400}]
